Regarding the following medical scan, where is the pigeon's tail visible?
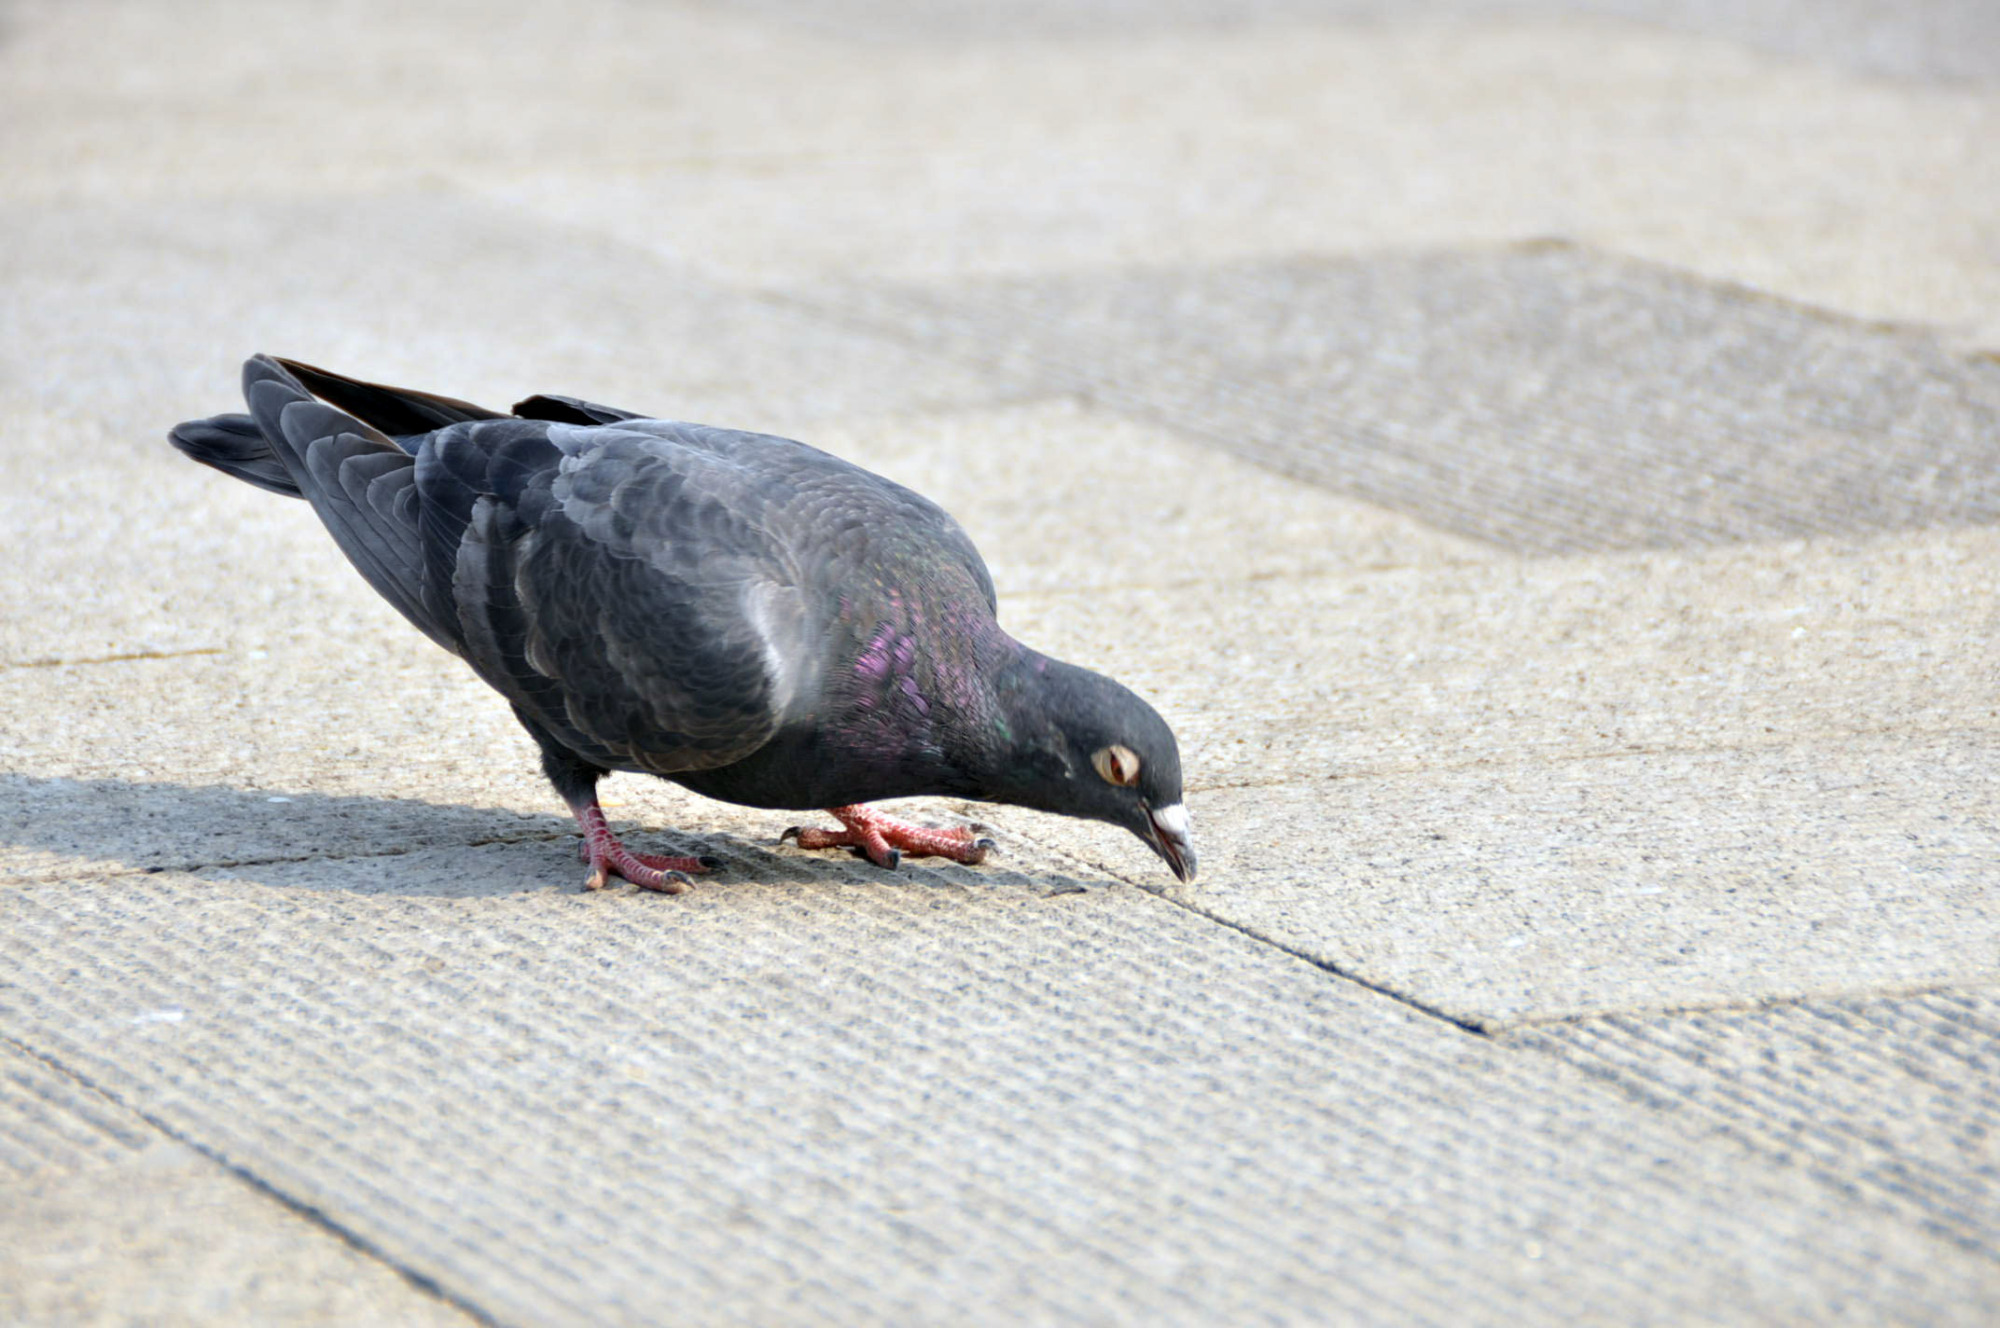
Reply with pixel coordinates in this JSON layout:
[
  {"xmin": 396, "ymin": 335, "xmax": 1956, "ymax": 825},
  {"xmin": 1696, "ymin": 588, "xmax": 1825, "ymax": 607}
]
[
  {"xmin": 168, "ymin": 412, "xmax": 305, "ymax": 498},
  {"xmin": 170, "ymin": 356, "xmax": 505, "ymax": 499},
  {"xmin": 238, "ymin": 354, "xmax": 457, "ymax": 653}
]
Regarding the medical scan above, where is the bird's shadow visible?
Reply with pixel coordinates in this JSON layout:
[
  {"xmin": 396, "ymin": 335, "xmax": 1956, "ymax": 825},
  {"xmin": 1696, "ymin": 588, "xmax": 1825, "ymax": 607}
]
[{"xmin": 0, "ymin": 773, "xmax": 1102, "ymax": 900}]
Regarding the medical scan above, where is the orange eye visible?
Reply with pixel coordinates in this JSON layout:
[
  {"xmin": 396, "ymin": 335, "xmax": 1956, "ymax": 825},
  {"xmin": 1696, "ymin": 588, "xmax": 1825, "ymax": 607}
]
[{"xmin": 1092, "ymin": 744, "xmax": 1141, "ymax": 787}]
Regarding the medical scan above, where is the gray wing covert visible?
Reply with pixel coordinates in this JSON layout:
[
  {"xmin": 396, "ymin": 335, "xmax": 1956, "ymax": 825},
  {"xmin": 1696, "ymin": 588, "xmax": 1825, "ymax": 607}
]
[{"xmin": 427, "ymin": 421, "xmax": 804, "ymax": 776}]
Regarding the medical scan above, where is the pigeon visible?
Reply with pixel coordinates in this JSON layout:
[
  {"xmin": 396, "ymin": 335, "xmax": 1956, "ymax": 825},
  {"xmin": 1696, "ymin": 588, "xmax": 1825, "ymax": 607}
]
[{"xmin": 170, "ymin": 356, "xmax": 1195, "ymax": 892}]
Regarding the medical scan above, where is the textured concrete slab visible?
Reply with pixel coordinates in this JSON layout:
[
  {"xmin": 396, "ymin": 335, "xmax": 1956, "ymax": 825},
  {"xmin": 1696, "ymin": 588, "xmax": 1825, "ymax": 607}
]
[
  {"xmin": 1, "ymin": 1042, "xmax": 473, "ymax": 1327},
  {"xmin": 1512, "ymin": 987, "xmax": 2000, "ymax": 1260},
  {"xmin": 0, "ymin": 770, "xmax": 557, "ymax": 883},
  {"xmin": 1041, "ymin": 733, "xmax": 2000, "ymax": 1026},
  {"xmin": 813, "ymin": 246, "xmax": 2000, "ymax": 551},
  {"xmin": 1582, "ymin": 0, "xmax": 2000, "ymax": 83},
  {"xmin": 0, "ymin": 636, "xmax": 550, "ymax": 838},
  {"xmin": 9, "ymin": 362, "xmax": 1979, "ymax": 874},
  {"xmin": 4, "ymin": 866, "xmax": 1995, "ymax": 1325}
]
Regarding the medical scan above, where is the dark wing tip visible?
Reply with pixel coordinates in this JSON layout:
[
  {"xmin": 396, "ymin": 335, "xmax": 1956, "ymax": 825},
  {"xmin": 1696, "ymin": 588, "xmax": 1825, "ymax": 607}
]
[
  {"xmin": 271, "ymin": 356, "xmax": 508, "ymax": 434},
  {"xmin": 511, "ymin": 393, "xmax": 646, "ymax": 426}
]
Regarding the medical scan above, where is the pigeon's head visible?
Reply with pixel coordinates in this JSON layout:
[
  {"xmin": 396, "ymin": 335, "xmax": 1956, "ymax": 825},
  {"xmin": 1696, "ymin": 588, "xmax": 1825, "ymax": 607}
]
[{"xmin": 995, "ymin": 654, "xmax": 1196, "ymax": 884}]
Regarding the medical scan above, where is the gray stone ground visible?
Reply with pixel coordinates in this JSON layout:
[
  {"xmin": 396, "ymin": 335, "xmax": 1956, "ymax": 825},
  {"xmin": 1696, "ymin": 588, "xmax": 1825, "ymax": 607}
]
[{"xmin": 3, "ymin": 0, "xmax": 1997, "ymax": 1323}]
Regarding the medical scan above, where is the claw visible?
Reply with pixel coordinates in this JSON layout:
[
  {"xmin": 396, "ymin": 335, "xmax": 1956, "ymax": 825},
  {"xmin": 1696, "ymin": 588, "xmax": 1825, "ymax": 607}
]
[{"xmin": 635, "ymin": 869, "xmax": 695, "ymax": 895}]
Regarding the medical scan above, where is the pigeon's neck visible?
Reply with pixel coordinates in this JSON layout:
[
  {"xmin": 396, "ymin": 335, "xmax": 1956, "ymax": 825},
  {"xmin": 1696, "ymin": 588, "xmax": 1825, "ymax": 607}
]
[
  {"xmin": 928, "ymin": 627, "xmax": 1043, "ymax": 784},
  {"xmin": 872, "ymin": 622, "xmax": 1075, "ymax": 801},
  {"xmin": 810, "ymin": 605, "xmax": 1037, "ymax": 801},
  {"xmin": 959, "ymin": 645, "xmax": 1103, "ymax": 808}
]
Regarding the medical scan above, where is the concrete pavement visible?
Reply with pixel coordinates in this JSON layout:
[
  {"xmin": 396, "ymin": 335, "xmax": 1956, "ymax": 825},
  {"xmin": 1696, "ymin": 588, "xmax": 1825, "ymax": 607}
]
[{"xmin": 3, "ymin": 1, "xmax": 1997, "ymax": 1322}]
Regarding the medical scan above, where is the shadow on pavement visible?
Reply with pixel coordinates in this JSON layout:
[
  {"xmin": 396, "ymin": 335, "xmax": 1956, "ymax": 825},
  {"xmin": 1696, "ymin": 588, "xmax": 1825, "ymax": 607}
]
[{"xmin": 0, "ymin": 773, "xmax": 1086, "ymax": 899}]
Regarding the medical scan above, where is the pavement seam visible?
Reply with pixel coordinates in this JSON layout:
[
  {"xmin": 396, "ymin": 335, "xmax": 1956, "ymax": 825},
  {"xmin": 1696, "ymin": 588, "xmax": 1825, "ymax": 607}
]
[
  {"xmin": 1001, "ymin": 822, "xmax": 2000, "ymax": 1041},
  {"xmin": 0, "ymin": 1031, "xmax": 506, "ymax": 1328},
  {"xmin": 1153, "ymin": 892, "xmax": 1493, "ymax": 1034},
  {"xmin": 0, "ymin": 646, "xmax": 227, "ymax": 672},
  {"xmin": 1019, "ymin": 835, "xmax": 2000, "ymax": 1266},
  {"xmin": 1005, "ymin": 826, "xmax": 1496, "ymax": 1036}
]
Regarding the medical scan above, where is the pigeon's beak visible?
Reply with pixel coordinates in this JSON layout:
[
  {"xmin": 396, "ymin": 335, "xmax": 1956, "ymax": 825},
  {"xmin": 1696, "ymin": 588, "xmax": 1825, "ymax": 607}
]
[{"xmin": 1145, "ymin": 802, "xmax": 1197, "ymax": 884}]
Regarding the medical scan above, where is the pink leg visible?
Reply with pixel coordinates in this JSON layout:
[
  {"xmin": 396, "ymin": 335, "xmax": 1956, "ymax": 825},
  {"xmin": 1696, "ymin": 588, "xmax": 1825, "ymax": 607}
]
[
  {"xmin": 781, "ymin": 805, "xmax": 996, "ymax": 870},
  {"xmin": 567, "ymin": 797, "xmax": 719, "ymax": 893}
]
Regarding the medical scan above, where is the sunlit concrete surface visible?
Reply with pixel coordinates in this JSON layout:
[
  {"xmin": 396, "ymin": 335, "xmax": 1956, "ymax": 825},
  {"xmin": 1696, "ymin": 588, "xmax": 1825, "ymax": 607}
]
[{"xmin": 3, "ymin": 1, "xmax": 1996, "ymax": 1322}]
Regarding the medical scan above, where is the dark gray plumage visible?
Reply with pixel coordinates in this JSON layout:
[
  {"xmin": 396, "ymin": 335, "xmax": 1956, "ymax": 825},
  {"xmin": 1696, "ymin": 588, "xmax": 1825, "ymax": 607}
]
[{"xmin": 171, "ymin": 356, "xmax": 1195, "ymax": 891}]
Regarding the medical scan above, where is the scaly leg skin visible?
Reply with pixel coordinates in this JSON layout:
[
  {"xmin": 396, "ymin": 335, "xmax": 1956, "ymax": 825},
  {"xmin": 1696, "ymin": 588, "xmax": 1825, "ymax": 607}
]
[
  {"xmin": 780, "ymin": 804, "xmax": 996, "ymax": 870},
  {"xmin": 567, "ymin": 797, "xmax": 720, "ymax": 893}
]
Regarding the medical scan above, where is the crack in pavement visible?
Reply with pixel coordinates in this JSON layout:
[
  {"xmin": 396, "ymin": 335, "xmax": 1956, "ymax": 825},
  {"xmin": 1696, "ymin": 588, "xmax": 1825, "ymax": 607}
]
[{"xmin": 0, "ymin": 647, "xmax": 228, "ymax": 671}]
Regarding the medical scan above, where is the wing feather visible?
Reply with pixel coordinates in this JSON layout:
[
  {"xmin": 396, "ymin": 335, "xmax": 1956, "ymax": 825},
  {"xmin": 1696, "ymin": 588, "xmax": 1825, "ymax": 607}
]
[{"xmin": 243, "ymin": 358, "xmax": 459, "ymax": 652}]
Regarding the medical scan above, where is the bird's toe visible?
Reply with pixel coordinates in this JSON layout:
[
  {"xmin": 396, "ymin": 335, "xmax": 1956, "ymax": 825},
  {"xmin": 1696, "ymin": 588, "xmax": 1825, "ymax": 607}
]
[{"xmin": 635, "ymin": 869, "xmax": 695, "ymax": 895}]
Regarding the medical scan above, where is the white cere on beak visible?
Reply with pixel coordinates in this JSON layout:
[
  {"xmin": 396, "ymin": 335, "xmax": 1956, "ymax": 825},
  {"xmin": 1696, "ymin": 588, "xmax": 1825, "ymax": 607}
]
[{"xmin": 1151, "ymin": 803, "xmax": 1190, "ymax": 839}]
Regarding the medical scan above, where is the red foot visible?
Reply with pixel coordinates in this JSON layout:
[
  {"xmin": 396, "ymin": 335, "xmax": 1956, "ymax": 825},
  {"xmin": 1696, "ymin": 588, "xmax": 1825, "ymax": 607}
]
[
  {"xmin": 568, "ymin": 799, "xmax": 719, "ymax": 894},
  {"xmin": 780, "ymin": 805, "xmax": 996, "ymax": 870}
]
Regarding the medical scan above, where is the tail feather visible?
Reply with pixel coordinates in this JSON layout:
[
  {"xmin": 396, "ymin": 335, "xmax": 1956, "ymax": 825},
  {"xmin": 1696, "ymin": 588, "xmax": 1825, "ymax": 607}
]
[
  {"xmin": 170, "ymin": 363, "xmax": 648, "ymax": 501},
  {"xmin": 168, "ymin": 412, "xmax": 304, "ymax": 498},
  {"xmin": 168, "ymin": 356, "xmax": 655, "ymax": 657}
]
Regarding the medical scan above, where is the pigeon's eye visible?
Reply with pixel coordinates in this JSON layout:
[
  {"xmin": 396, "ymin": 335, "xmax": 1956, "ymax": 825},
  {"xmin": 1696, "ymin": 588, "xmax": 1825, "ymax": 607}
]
[{"xmin": 1092, "ymin": 744, "xmax": 1141, "ymax": 787}]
